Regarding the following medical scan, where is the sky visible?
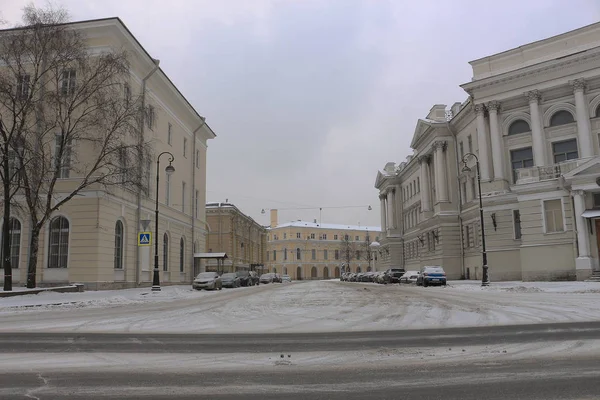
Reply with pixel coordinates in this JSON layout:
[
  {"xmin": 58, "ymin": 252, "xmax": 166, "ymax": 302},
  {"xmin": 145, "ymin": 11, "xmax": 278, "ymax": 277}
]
[{"xmin": 2, "ymin": 0, "xmax": 600, "ymax": 228}]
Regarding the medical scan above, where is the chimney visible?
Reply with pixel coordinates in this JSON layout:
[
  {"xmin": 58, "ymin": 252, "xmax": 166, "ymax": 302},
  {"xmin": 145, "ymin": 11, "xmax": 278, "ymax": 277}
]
[
  {"xmin": 426, "ymin": 104, "xmax": 447, "ymax": 122},
  {"xmin": 270, "ymin": 209, "xmax": 278, "ymax": 228}
]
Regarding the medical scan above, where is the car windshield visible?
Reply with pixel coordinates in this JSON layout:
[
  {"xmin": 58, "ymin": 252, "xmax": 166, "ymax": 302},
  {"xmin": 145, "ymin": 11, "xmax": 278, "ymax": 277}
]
[
  {"xmin": 236, "ymin": 271, "xmax": 249, "ymax": 277},
  {"xmin": 196, "ymin": 272, "xmax": 216, "ymax": 279},
  {"xmin": 222, "ymin": 273, "xmax": 237, "ymax": 279},
  {"xmin": 260, "ymin": 274, "xmax": 272, "ymax": 278}
]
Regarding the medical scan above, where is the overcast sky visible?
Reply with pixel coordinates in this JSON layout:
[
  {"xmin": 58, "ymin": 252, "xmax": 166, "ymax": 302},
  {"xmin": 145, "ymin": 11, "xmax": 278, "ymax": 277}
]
[{"xmin": 3, "ymin": 0, "xmax": 600, "ymax": 228}]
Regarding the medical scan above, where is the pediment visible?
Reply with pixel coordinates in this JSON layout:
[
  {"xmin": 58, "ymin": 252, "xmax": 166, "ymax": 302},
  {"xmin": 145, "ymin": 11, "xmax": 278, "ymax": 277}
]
[
  {"xmin": 562, "ymin": 157, "xmax": 600, "ymax": 180},
  {"xmin": 410, "ymin": 119, "xmax": 432, "ymax": 148},
  {"xmin": 374, "ymin": 170, "xmax": 386, "ymax": 188}
]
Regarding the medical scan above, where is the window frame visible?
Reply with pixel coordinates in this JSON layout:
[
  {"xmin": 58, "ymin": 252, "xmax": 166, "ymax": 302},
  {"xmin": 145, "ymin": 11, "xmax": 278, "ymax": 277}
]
[
  {"xmin": 61, "ymin": 69, "xmax": 76, "ymax": 96},
  {"xmin": 163, "ymin": 232, "xmax": 169, "ymax": 271},
  {"xmin": 510, "ymin": 146, "xmax": 534, "ymax": 183},
  {"xmin": 47, "ymin": 216, "xmax": 70, "ymax": 269},
  {"xmin": 552, "ymin": 138, "xmax": 578, "ymax": 164},
  {"xmin": 17, "ymin": 74, "xmax": 30, "ymax": 100},
  {"xmin": 179, "ymin": 237, "xmax": 185, "ymax": 273},
  {"xmin": 508, "ymin": 120, "xmax": 531, "ymax": 136},
  {"xmin": 114, "ymin": 220, "xmax": 124, "ymax": 269},
  {"xmin": 513, "ymin": 210, "xmax": 522, "ymax": 240},
  {"xmin": 541, "ymin": 198, "xmax": 566, "ymax": 234},
  {"xmin": 549, "ymin": 110, "xmax": 575, "ymax": 127}
]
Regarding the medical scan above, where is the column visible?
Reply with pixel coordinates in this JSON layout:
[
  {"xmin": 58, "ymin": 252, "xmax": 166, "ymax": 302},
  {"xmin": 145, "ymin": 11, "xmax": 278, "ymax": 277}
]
[
  {"xmin": 386, "ymin": 190, "xmax": 393, "ymax": 230},
  {"xmin": 474, "ymin": 104, "xmax": 491, "ymax": 181},
  {"xmin": 487, "ymin": 101, "xmax": 505, "ymax": 181},
  {"xmin": 391, "ymin": 188, "xmax": 397, "ymax": 229},
  {"xmin": 526, "ymin": 90, "xmax": 547, "ymax": 166},
  {"xmin": 419, "ymin": 155, "xmax": 432, "ymax": 211},
  {"xmin": 379, "ymin": 194, "xmax": 387, "ymax": 232},
  {"xmin": 434, "ymin": 141, "xmax": 449, "ymax": 202},
  {"xmin": 572, "ymin": 79, "xmax": 594, "ymax": 159},
  {"xmin": 573, "ymin": 190, "xmax": 592, "ymax": 269}
]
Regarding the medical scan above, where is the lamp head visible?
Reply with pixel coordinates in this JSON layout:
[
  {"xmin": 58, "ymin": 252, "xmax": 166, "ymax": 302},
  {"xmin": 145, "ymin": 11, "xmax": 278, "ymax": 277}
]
[
  {"xmin": 462, "ymin": 165, "xmax": 471, "ymax": 173},
  {"xmin": 261, "ymin": 209, "xmax": 266, "ymax": 214},
  {"xmin": 367, "ymin": 205, "xmax": 372, "ymax": 211},
  {"xmin": 165, "ymin": 162, "xmax": 175, "ymax": 176}
]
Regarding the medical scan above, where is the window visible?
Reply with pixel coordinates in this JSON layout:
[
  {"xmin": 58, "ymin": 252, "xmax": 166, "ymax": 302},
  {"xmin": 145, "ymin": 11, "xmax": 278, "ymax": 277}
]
[
  {"xmin": 267, "ymin": 251, "xmax": 270, "ymax": 261},
  {"xmin": 417, "ymin": 177, "xmax": 420, "ymax": 193},
  {"xmin": 375, "ymin": 236, "xmax": 379, "ymax": 242},
  {"xmin": 283, "ymin": 233, "xmax": 287, "ymax": 239},
  {"xmin": 322, "ymin": 234, "xmax": 327, "ymax": 240},
  {"xmin": 544, "ymin": 199, "xmax": 564, "ymax": 233},
  {"xmin": 460, "ymin": 181, "xmax": 467, "ymax": 204},
  {"xmin": 471, "ymin": 178, "xmax": 477, "ymax": 200},
  {"xmin": 180, "ymin": 237, "xmax": 185, "ymax": 272},
  {"xmin": 344, "ymin": 235, "xmax": 349, "ymax": 241},
  {"xmin": 550, "ymin": 110, "xmax": 575, "ymax": 127},
  {"xmin": 335, "ymin": 249, "xmax": 339, "ymax": 260},
  {"xmin": 114, "ymin": 221, "xmax": 124, "ymax": 269},
  {"xmin": 296, "ymin": 232, "xmax": 301, "ymax": 239},
  {"xmin": 324, "ymin": 249, "xmax": 328, "ymax": 260},
  {"xmin": 61, "ymin": 69, "xmax": 76, "ymax": 96},
  {"xmin": 513, "ymin": 210, "xmax": 522, "ymax": 239},
  {"xmin": 296, "ymin": 248, "xmax": 301, "ymax": 260},
  {"xmin": 147, "ymin": 105, "xmax": 155, "ymax": 130},
  {"xmin": 123, "ymin": 82, "xmax": 131, "ymax": 106},
  {"xmin": 552, "ymin": 139, "xmax": 578, "ymax": 163},
  {"xmin": 594, "ymin": 193, "xmax": 600, "ymax": 209},
  {"xmin": 167, "ymin": 123, "xmax": 172, "ymax": 144},
  {"xmin": 355, "ymin": 236, "xmax": 359, "ymax": 241},
  {"xmin": 464, "ymin": 225, "xmax": 470, "ymax": 249},
  {"xmin": 510, "ymin": 147, "xmax": 534, "ymax": 183},
  {"xmin": 17, "ymin": 74, "xmax": 30, "ymax": 100},
  {"xmin": 596, "ymin": 104, "xmax": 600, "ymax": 118},
  {"xmin": 196, "ymin": 150, "xmax": 200, "ymax": 169},
  {"xmin": 312, "ymin": 249, "xmax": 316, "ymax": 260},
  {"xmin": 195, "ymin": 190, "xmax": 199, "ymax": 218},
  {"xmin": 467, "ymin": 135, "xmax": 473, "ymax": 153},
  {"xmin": 163, "ymin": 233, "xmax": 169, "ymax": 271},
  {"xmin": 334, "ymin": 234, "xmax": 338, "ymax": 240},
  {"xmin": 356, "ymin": 250, "xmax": 361, "ymax": 259},
  {"xmin": 166, "ymin": 174, "xmax": 171, "ymax": 205},
  {"xmin": 48, "ymin": 216, "xmax": 69, "ymax": 268},
  {"xmin": 459, "ymin": 142, "xmax": 464, "ymax": 158},
  {"xmin": 55, "ymin": 134, "xmax": 72, "ymax": 178},
  {"xmin": 181, "ymin": 182, "xmax": 186, "ymax": 213},
  {"xmin": 508, "ymin": 120, "xmax": 530, "ymax": 135},
  {"xmin": 310, "ymin": 233, "xmax": 315, "ymax": 239},
  {"xmin": 183, "ymin": 138, "xmax": 188, "ymax": 158},
  {"xmin": 284, "ymin": 248, "xmax": 287, "ymax": 260},
  {"xmin": 1, "ymin": 218, "xmax": 21, "ymax": 269}
]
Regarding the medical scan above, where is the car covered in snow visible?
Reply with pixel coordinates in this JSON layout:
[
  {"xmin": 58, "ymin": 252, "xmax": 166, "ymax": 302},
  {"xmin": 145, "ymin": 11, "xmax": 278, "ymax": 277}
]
[
  {"xmin": 282, "ymin": 274, "xmax": 292, "ymax": 283},
  {"xmin": 260, "ymin": 273, "xmax": 275, "ymax": 284},
  {"xmin": 192, "ymin": 272, "xmax": 222, "ymax": 291},
  {"xmin": 236, "ymin": 271, "xmax": 253, "ymax": 287},
  {"xmin": 221, "ymin": 272, "xmax": 241, "ymax": 288},
  {"xmin": 385, "ymin": 268, "xmax": 406, "ymax": 284},
  {"xmin": 416, "ymin": 266, "xmax": 447, "ymax": 287},
  {"xmin": 400, "ymin": 270, "xmax": 420, "ymax": 284}
]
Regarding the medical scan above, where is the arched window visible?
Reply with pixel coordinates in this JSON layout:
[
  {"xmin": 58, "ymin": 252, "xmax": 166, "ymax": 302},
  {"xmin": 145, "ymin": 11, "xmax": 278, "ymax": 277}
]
[
  {"xmin": 48, "ymin": 216, "xmax": 69, "ymax": 268},
  {"xmin": 296, "ymin": 266, "xmax": 302, "ymax": 281},
  {"xmin": 550, "ymin": 110, "xmax": 575, "ymax": 127},
  {"xmin": 323, "ymin": 267, "xmax": 329, "ymax": 279},
  {"xmin": 283, "ymin": 267, "xmax": 288, "ymax": 275},
  {"xmin": 163, "ymin": 233, "xmax": 169, "ymax": 271},
  {"xmin": 356, "ymin": 266, "xmax": 362, "ymax": 273},
  {"xmin": 179, "ymin": 237, "xmax": 185, "ymax": 272},
  {"xmin": 595, "ymin": 104, "xmax": 600, "ymax": 118},
  {"xmin": 334, "ymin": 266, "xmax": 340, "ymax": 278},
  {"xmin": 508, "ymin": 120, "xmax": 530, "ymax": 135},
  {"xmin": 296, "ymin": 248, "xmax": 301, "ymax": 260},
  {"xmin": 114, "ymin": 221, "xmax": 123, "ymax": 269},
  {"xmin": 1, "ymin": 218, "xmax": 21, "ymax": 269},
  {"xmin": 311, "ymin": 266, "xmax": 317, "ymax": 279}
]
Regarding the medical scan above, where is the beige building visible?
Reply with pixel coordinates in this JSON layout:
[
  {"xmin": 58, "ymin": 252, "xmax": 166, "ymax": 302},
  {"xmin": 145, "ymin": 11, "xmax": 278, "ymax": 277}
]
[
  {"xmin": 205, "ymin": 202, "xmax": 267, "ymax": 273},
  {"xmin": 376, "ymin": 22, "xmax": 600, "ymax": 282},
  {"xmin": 0, "ymin": 18, "xmax": 215, "ymax": 289},
  {"xmin": 266, "ymin": 210, "xmax": 381, "ymax": 279}
]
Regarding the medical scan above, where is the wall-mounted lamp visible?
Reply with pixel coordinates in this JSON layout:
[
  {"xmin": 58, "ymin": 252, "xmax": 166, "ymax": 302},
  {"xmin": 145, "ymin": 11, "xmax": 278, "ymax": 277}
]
[{"xmin": 491, "ymin": 213, "xmax": 497, "ymax": 231}]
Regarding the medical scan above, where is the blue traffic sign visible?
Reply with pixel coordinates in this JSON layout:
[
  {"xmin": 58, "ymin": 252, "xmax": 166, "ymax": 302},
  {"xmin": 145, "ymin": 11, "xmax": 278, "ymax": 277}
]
[{"xmin": 138, "ymin": 232, "xmax": 151, "ymax": 246}]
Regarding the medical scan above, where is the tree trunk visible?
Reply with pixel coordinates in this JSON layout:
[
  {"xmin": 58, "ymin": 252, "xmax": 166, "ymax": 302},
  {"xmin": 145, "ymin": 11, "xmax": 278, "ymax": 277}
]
[
  {"xmin": 26, "ymin": 226, "xmax": 41, "ymax": 288},
  {"xmin": 2, "ymin": 158, "xmax": 12, "ymax": 291}
]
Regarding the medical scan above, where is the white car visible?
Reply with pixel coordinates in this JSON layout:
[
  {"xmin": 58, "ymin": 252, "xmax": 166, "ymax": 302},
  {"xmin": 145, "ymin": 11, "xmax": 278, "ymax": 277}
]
[
  {"xmin": 282, "ymin": 274, "xmax": 292, "ymax": 283},
  {"xmin": 400, "ymin": 270, "xmax": 420, "ymax": 284}
]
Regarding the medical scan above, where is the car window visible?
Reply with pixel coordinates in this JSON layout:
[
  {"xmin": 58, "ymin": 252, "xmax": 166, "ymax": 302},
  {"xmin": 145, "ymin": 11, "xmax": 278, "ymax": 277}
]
[{"xmin": 196, "ymin": 272, "xmax": 216, "ymax": 279}]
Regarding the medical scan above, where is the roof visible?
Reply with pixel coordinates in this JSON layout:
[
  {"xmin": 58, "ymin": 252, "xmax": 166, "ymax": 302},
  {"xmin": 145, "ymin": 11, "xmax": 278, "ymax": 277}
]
[
  {"xmin": 271, "ymin": 220, "xmax": 381, "ymax": 232},
  {"xmin": 193, "ymin": 252, "xmax": 228, "ymax": 259}
]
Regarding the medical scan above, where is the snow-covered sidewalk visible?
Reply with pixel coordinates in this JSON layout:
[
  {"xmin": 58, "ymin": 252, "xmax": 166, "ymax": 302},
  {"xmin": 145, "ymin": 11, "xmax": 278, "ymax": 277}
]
[{"xmin": 1, "ymin": 280, "xmax": 600, "ymax": 333}]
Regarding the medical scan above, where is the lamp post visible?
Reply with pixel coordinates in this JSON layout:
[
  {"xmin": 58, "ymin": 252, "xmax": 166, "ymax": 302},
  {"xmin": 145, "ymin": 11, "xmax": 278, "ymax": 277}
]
[
  {"xmin": 461, "ymin": 152, "xmax": 489, "ymax": 286},
  {"xmin": 153, "ymin": 151, "xmax": 176, "ymax": 292}
]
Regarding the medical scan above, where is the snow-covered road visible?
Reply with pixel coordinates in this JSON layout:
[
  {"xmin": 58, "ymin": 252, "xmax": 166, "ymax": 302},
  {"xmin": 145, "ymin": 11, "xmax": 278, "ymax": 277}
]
[{"xmin": 1, "ymin": 280, "xmax": 600, "ymax": 333}]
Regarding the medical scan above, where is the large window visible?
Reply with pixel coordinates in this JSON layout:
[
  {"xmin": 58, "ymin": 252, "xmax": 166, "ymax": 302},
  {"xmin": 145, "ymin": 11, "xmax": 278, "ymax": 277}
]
[
  {"xmin": 55, "ymin": 134, "xmax": 72, "ymax": 178},
  {"xmin": 543, "ymin": 199, "xmax": 564, "ymax": 233},
  {"xmin": 510, "ymin": 147, "xmax": 534, "ymax": 183},
  {"xmin": 296, "ymin": 248, "xmax": 301, "ymax": 260},
  {"xmin": 552, "ymin": 139, "xmax": 578, "ymax": 163},
  {"xmin": 508, "ymin": 120, "xmax": 530, "ymax": 135},
  {"xmin": 163, "ymin": 233, "xmax": 169, "ymax": 271},
  {"xmin": 595, "ymin": 104, "xmax": 600, "ymax": 118},
  {"xmin": 513, "ymin": 210, "xmax": 522, "ymax": 239},
  {"xmin": 17, "ymin": 74, "xmax": 30, "ymax": 100},
  {"xmin": 180, "ymin": 237, "xmax": 185, "ymax": 272},
  {"xmin": 324, "ymin": 249, "xmax": 328, "ymax": 260},
  {"xmin": 334, "ymin": 249, "xmax": 339, "ymax": 260},
  {"xmin": 114, "ymin": 221, "xmax": 123, "ymax": 269},
  {"xmin": 550, "ymin": 110, "xmax": 575, "ymax": 127},
  {"xmin": 1, "ymin": 218, "xmax": 21, "ymax": 269},
  {"xmin": 284, "ymin": 248, "xmax": 287, "ymax": 260},
  {"xmin": 48, "ymin": 216, "xmax": 69, "ymax": 268},
  {"xmin": 312, "ymin": 249, "xmax": 316, "ymax": 260},
  {"xmin": 61, "ymin": 69, "xmax": 76, "ymax": 96}
]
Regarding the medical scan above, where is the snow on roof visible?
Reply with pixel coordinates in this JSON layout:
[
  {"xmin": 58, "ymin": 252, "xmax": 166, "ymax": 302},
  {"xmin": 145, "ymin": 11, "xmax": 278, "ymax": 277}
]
[
  {"xmin": 272, "ymin": 220, "xmax": 381, "ymax": 232},
  {"xmin": 206, "ymin": 202, "xmax": 235, "ymax": 208}
]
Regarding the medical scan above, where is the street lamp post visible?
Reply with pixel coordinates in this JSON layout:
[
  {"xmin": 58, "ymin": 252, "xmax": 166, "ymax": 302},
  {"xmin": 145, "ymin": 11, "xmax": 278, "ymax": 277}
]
[
  {"xmin": 153, "ymin": 151, "xmax": 176, "ymax": 292},
  {"xmin": 461, "ymin": 153, "xmax": 489, "ymax": 286}
]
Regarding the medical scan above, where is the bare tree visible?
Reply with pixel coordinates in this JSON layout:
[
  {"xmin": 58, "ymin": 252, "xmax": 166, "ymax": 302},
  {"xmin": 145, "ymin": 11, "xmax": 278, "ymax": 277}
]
[
  {"xmin": 0, "ymin": 5, "xmax": 150, "ymax": 288},
  {"xmin": 338, "ymin": 234, "xmax": 358, "ymax": 273},
  {"xmin": 360, "ymin": 232, "xmax": 374, "ymax": 271}
]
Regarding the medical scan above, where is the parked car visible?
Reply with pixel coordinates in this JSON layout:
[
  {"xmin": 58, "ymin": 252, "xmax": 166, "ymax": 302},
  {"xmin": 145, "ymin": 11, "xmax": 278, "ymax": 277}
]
[
  {"xmin": 348, "ymin": 273, "xmax": 357, "ymax": 282},
  {"xmin": 400, "ymin": 270, "xmax": 420, "ymax": 284},
  {"xmin": 260, "ymin": 273, "xmax": 274, "ymax": 284},
  {"xmin": 236, "ymin": 271, "xmax": 253, "ymax": 287},
  {"xmin": 416, "ymin": 266, "xmax": 447, "ymax": 287},
  {"xmin": 385, "ymin": 268, "xmax": 406, "ymax": 283},
  {"xmin": 221, "ymin": 272, "xmax": 241, "ymax": 288},
  {"xmin": 249, "ymin": 271, "xmax": 260, "ymax": 286},
  {"xmin": 192, "ymin": 272, "xmax": 222, "ymax": 291},
  {"xmin": 272, "ymin": 273, "xmax": 283, "ymax": 283},
  {"xmin": 282, "ymin": 274, "xmax": 292, "ymax": 283}
]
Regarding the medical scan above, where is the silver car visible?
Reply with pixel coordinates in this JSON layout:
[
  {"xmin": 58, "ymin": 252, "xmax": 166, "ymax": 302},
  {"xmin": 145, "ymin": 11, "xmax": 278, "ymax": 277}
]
[{"xmin": 192, "ymin": 272, "xmax": 222, "ymax": 291}]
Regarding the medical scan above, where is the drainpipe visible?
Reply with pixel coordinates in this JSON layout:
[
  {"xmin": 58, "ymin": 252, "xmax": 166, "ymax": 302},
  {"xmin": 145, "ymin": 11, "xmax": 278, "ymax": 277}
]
[
  {"xmin": 191, "ymin": 119, "xmax": 206, "ymax": 280},
  {"xmin": 135, "ymin": 58, "xmax": 160, "ymax": 286},
  {"xmin": 446, "ymin": 119, "xmax": 466, "ymax": 279}
]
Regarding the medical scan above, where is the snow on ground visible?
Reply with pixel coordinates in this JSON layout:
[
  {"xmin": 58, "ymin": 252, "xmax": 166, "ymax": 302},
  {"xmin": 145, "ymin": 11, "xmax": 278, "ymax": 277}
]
[{"xmin": 1, "ymin": 280, "xmax": 600, "ymax": 333}]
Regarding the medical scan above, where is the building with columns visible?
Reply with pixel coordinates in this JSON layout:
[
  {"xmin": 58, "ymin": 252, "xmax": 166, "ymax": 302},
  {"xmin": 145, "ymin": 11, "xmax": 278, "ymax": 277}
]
[{"xmin": 375, "ymin": 22, "xmax": 600, "ymax": 281}]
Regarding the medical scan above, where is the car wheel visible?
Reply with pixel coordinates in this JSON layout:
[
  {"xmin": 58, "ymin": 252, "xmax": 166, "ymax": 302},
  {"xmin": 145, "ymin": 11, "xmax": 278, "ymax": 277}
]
[
  {"xmin": 423, "ymin": 280, "xmax": 428, "ymax": 287},
  {"xmin": 218, "ymin": 284, "xmax": 222, "ymax": 290}
]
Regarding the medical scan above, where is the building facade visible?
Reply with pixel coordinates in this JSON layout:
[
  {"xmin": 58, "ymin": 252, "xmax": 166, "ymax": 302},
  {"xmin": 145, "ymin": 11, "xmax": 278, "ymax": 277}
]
[
  {"xmin": 205, "ymin": 202, "xmax": 267, "ymax": 273},
  {"xmin": 375, "ymin": 22, "xmax": 600, "ymax": 281},
  {"xmin": 266, "ymin": 210, "xmax": 381, "ymax": 279},
  {"xmin": 0, "ymin": 18, "xmax": 215, "ymax": 289}
]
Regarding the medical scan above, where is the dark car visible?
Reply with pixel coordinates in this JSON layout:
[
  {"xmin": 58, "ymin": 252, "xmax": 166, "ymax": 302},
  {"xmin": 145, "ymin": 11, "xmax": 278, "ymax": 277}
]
[
  {"xmin": 272, "ymin": 273, "xmax": 282, "ymax": 283},
  {"xmin": 236, "ymin": 271, "xmax": 253, "ymax": 287},
  {"xmin": 221, "ymin": 272, "xmax": 241, "ymax": 288},
  {"xmin": 249, "ymin": 271, "xmax": 260, "ymax": 286},
  {"xmin": 386, "ymin": 268, "xmax": 406, "ymax": 284},
  {"xmin": 260, "ymin": 273, "xmax": 274, "ymax": 284},
  {"xmin": 416, "ymin": 266, "xmax": 447, "ymax": 287}
]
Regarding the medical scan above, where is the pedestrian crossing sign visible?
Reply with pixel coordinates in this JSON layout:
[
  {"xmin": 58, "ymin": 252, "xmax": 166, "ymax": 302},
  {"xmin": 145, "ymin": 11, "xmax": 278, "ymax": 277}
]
[{"xmin": 138, "ymin": 232, "xmax": 151, "ymax": 246}]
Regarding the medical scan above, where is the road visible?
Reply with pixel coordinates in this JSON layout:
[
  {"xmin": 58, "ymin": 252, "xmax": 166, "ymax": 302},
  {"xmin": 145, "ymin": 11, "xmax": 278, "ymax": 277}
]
[{"xmin": 2, "ymin": 322, "xmax": 600, "ymax": 399}]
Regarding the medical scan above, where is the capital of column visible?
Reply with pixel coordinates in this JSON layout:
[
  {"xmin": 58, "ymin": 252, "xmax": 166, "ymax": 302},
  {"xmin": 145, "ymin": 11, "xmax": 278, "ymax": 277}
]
[
  {"xmin": 525, "ymin": 90, "xmax": 542, "ymax": 104},
  {"xmin": 390, "ymin": 187, "xmax": 396, "ymax": 194},
  {"xmin": 432, "ymin": 140, "xmax": 448, "ymax": 152},
  {"xmin": 474, "ymin": 103, "xmax": 486, "ymax": 116},
  {"xmin": 487, "ymin": 100, "xmax": 501, "ymax": 113},
  {"xmin": 379, "ymin": 193, "xmax": 386, "ymax": 200},
  {"xmin": 571, "ymin": 78, "xmax": 587, "ymax": 93},
  {"xmin": 572, "ymin": 189, "xmax": 585, "ymax": 197},
  {"xmin": 418, "ymin": 155, "xmax": 431, "ymax": 165}
]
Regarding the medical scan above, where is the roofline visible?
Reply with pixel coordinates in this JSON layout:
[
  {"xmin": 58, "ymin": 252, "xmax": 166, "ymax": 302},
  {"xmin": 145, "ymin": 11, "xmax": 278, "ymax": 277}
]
[
  {"xmin": 1, "ymin": 17, "xmax": 214, "ymax": 137},
  {"xmin": 468, "ymin": 21, "xmax": 600, "ymax": 65}
]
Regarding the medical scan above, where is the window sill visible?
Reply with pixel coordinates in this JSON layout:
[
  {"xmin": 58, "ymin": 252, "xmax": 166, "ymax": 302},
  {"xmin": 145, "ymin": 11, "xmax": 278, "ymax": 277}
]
[{"xmin": 543, "ymin": 231, "xmax": 566, "ymax": 235}]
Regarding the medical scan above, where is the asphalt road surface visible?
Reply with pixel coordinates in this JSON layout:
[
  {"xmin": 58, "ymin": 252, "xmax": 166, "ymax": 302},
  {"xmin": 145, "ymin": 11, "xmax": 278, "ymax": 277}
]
[{"xmin": 2, "ymin": 321, "xmax": 600, "ymax": 399}]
